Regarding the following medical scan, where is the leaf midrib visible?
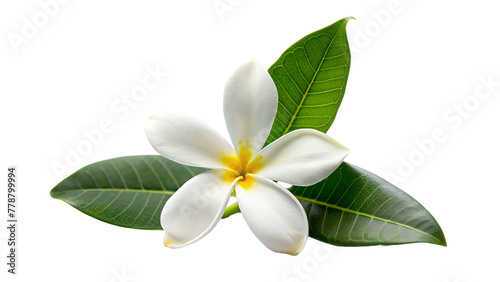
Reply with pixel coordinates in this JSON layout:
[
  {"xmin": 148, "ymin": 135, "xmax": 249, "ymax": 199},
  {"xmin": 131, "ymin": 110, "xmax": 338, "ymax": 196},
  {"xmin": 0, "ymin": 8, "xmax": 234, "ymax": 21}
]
[
  {"xmin": 51, "ymin": 188, "xmax": 175, "ymax": 197},
  {"xmin": 279, "ymin": 21, "xmax": 347, "ymax": 136},
  {"xmin": 296, "ymin": 196, "xmax": 445, "ymax": 245}
]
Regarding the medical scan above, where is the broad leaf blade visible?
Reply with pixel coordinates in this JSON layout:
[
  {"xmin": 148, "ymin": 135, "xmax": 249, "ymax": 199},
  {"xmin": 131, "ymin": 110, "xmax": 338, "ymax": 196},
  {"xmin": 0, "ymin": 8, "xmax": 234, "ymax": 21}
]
[
  {"xmin": 50, "ymin": 155, "xmax": 206, "ymax": 230},
  {"xmin": 265, "ymin": 17, "xmax": 353, "ymax": 145},
  {"xmin": 290, "ymin": 163, "xmax": 446, "ymax": 246}
]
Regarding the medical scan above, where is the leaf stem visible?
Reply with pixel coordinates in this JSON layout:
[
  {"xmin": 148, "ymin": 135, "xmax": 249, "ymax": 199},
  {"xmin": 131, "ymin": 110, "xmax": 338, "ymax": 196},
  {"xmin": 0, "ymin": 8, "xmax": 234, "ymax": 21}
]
[{"xmin": 222, "ymin": 202, "xmax": 240, "ymax": 218}]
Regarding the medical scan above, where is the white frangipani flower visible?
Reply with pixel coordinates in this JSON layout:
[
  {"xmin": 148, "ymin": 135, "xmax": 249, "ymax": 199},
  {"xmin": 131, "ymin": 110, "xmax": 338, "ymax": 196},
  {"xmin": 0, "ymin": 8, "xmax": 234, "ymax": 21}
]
[{"xmin": 145, "ymin": 61, "xmax": 349, "ymax": 255}]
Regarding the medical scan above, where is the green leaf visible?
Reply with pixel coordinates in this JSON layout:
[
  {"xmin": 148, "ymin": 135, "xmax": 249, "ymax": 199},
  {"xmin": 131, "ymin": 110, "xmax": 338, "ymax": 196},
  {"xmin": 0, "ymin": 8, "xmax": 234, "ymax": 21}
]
[
  {"xmin": 50, "ymin": 155, "xmax": 206, "ymax": 230},
  {"xmin": 265, "ymin": 17, "xmax": 353, "ymax": 146},
  {"xmin": 290, "ymin": 163, "xmax": 447, "ymax": 246}
]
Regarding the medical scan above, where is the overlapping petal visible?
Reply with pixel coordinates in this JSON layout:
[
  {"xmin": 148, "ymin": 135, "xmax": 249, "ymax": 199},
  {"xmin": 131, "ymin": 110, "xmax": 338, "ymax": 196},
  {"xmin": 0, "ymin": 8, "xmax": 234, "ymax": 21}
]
[
  {"xmin": 250, "ymin": 129, "xmax": 349, "ymax": 186},
  {"xmin": 145, "ymin": 111, "xmax": 236, "ymax": 169},
  {"xmin": 235, "ymin": 174, "xmax": 308, "ymax": 255},
  {"xmin": 224, "ymin": 61, "xmax": 278, "ymax": 157},
  {"xmin": 161, "ymin": 170, "xmax": 236, "ymax": 248}
]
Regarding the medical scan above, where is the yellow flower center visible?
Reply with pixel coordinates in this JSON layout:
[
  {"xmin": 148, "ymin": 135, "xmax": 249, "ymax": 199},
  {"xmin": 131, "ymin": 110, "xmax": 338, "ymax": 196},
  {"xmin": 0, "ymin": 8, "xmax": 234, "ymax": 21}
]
[{"xmin": 222, "ymin": 143, "xmax": 264, "ymax": 190}]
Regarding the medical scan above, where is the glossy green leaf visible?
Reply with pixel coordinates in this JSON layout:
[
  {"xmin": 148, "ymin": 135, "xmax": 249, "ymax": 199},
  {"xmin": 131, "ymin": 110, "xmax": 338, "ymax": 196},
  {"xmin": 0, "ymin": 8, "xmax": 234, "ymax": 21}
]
[
  {"xmin": 265, "ymin": 17, "xmax": 353, "ymax": 146},
  {"xmin": 50, "ymin": 155, "xmax": 206, "ymax": 229},
  {"xmin": 290, "ymin": 163, "xmax": 446, "ymax": 246}
]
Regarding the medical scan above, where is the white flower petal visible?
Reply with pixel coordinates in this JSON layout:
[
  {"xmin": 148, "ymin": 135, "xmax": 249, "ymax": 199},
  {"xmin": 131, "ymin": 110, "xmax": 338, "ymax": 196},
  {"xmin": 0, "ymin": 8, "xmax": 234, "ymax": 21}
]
[
  {"xmin": 161, "ymin": 170, "xmax": 236, "ymax": 248},
  {"xmin": 224, "ymin": 60, "xmax": 278, "ymax": 157},
  {"xmin": 251, "ymin": 129, "xmax": 349, "ymax": 186},
  {"xmin": 235, "ymin": 174, "xmax": 308, "ymax": 255},
  {"xmin": 145, "ymin": 111, "xmax": 236, "ymax": 169}
]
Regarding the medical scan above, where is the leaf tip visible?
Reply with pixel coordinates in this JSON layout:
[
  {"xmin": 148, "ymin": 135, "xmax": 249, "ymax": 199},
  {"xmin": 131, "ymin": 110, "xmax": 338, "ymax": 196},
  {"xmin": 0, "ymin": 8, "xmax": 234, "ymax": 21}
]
[
  {"xmin": 49, "ymin": 187, "xmax": 59, "ymax": 199},
  {"xmin": 428, "ymin": 226, "xmax": 447, "ymax": 247},
  {"xmin": 438, "ymin": 235, "xmax": 447, "ymax": 247}
]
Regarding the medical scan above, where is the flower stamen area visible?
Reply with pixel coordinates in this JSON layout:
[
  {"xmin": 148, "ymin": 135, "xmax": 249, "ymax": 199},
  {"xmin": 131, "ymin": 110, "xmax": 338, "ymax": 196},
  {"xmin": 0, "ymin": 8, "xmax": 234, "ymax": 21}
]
[
  {"xmin": 221, "ymin": 144, "xmax": 264, "ymax": 189},
  {"xmin": 238, "ymin": 174, "xmax": 255, "ymax": 190}
]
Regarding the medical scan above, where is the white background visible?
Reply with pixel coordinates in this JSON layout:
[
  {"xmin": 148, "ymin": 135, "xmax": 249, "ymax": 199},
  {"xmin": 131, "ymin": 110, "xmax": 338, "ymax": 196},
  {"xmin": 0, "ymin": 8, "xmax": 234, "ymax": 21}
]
[{"xmin": 1, "ymin": 0, "xmax": 499, "ymax": 281}]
